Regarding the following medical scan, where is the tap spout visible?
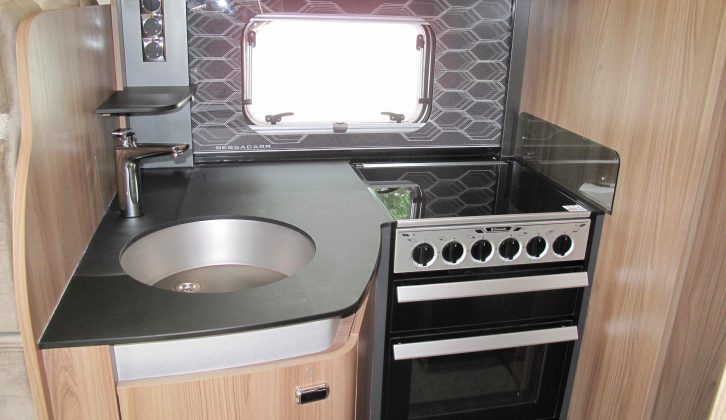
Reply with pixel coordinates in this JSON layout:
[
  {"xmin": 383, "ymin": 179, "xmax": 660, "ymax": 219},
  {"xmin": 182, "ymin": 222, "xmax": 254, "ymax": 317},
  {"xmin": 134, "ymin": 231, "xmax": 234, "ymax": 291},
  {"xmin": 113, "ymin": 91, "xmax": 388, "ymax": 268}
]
[{"xmin": 114, "ymin": 143, "xmax": 190, "ymax": 218}]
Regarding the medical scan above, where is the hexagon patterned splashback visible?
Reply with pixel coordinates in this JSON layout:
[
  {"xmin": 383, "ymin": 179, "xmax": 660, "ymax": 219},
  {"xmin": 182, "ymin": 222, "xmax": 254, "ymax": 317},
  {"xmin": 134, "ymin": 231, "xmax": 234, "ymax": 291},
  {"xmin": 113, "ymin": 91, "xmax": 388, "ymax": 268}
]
[{"xmin": 186, "ymin": 0, "xmax": 513, "ymax": 154}]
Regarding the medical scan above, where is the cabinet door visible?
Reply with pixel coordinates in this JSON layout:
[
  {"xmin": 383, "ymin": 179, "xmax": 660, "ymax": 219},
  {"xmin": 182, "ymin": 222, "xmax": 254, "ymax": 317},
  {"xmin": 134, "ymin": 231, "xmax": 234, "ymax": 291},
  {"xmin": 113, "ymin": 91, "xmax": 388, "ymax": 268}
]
[{"xmin": 116, "ymin": 341, "xmax": 357, "ymax": 420}]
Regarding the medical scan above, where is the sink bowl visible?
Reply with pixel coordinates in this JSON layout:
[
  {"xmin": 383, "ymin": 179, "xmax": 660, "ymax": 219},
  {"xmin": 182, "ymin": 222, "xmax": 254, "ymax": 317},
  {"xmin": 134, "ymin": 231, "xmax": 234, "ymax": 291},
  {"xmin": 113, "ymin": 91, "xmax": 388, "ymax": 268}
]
[{"xmin": 120, "ymin": 218, "xmax": 315, "ymax": 293}]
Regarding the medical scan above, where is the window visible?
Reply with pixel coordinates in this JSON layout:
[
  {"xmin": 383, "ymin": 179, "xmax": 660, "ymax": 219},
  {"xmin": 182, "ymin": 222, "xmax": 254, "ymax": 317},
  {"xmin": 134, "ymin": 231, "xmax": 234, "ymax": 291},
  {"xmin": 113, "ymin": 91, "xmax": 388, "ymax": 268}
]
[{"xmin": 242, "ymin": 15, "xmax": 434, "ymax": 134}]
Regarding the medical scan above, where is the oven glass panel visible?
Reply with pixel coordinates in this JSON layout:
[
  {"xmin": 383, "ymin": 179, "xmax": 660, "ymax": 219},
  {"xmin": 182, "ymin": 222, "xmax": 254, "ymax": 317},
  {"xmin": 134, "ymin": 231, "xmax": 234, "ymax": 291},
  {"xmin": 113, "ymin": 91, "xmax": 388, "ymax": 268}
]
[
  {"xmin": 386, "ymin": 335, "xmax": 571, "ymax": 419},
  {"xmin": 409, "ymin": 346, "xmax": 543, "ymax": 414}
]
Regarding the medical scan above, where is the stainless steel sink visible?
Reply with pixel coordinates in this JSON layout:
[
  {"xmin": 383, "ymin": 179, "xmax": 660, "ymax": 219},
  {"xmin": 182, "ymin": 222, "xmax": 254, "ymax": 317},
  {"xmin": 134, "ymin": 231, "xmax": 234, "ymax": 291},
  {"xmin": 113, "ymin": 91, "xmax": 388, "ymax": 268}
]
[{"xmin": 120, "ymin": 218, "xmax": 315, "ymax": 293}]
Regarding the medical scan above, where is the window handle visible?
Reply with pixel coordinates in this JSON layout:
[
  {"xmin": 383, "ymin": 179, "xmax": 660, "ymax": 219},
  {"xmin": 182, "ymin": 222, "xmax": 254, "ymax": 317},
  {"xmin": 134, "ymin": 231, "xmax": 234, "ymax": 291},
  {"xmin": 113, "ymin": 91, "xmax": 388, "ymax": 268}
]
[
  {"xmin": 381, "ymin": 112, "xmax": 404, "ymax": 123},
  {"xmin": 265, "ymin": 112, "xmax": 294, "ymax": 125}
]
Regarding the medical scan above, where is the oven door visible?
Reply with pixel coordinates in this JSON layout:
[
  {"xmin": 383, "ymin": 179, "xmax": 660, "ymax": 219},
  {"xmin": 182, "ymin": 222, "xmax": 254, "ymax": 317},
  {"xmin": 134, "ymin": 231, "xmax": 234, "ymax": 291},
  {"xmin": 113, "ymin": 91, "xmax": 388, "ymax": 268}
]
[
  {"xmin": 392, "ymin": 271, "xmax": 587, "ymax": 333},
  {"xmin": 385, "ymin": 323, "xmax": 577, "ymax": 420}
]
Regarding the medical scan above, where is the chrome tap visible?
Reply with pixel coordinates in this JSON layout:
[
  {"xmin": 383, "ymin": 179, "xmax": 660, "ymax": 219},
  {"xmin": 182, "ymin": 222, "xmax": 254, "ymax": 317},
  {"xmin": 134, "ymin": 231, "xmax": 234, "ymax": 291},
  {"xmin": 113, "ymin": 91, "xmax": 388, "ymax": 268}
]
[{"xmin": 111, "ymin": 128, "xmax": 189, "ymax": 218}]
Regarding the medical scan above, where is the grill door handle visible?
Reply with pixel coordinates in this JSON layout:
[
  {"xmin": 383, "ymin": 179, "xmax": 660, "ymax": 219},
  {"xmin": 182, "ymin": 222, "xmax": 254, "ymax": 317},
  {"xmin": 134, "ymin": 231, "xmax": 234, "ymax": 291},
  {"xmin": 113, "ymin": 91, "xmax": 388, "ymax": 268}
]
[
  {"xmin": 396, "ymin": 272, "xmax": 588, "ymax": 303},
  {"xmin": 393, "ymin": 326, "xmax": 578, "ymax": 360}
]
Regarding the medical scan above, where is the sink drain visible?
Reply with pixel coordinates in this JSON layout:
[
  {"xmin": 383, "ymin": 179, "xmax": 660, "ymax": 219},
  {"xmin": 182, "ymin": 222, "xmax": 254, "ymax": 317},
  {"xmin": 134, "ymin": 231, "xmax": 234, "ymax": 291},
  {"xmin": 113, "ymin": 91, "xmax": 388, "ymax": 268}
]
[{"xmin": 175, "ymin": 282, "xmax": 201, "ymax": 293}]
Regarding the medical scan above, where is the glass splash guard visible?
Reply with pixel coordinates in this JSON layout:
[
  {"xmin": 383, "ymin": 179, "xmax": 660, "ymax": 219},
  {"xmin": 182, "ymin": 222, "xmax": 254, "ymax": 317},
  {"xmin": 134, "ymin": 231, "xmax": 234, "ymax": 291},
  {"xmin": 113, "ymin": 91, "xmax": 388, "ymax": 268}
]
[{"xmin": 514, "ymin": 113, "xmax": 620, "ymax": 213}]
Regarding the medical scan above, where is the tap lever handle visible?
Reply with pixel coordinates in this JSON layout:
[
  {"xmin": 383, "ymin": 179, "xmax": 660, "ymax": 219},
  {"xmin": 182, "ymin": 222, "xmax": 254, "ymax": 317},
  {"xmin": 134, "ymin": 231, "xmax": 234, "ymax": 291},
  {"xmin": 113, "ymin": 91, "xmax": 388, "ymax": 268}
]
[
  {"xmin": 111, "ymin": 128, "xmax": 134, "ymax": 138},
  {"xmin": 111, "ymin": 128, "xmax": 137, "ymax": 146}
]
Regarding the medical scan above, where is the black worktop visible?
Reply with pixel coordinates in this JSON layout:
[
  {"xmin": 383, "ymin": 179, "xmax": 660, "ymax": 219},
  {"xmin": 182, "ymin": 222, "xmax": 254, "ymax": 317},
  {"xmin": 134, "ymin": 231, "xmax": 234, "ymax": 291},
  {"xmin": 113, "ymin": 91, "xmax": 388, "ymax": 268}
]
[{"xmin": 40, "ymin": 161, "xmax": 391, "ymax": 348}]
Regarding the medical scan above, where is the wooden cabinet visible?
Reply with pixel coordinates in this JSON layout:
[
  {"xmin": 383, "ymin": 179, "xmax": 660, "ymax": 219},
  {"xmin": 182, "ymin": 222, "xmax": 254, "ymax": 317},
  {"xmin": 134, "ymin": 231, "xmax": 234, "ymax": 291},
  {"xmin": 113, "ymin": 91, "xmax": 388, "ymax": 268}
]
[
  {"xmin": 116, "ymin": 299, "xmax": 368, "ymax": 420},
  {"xmin": 116, "ymin": 337, "xmax": 358, "ymax": 420}
]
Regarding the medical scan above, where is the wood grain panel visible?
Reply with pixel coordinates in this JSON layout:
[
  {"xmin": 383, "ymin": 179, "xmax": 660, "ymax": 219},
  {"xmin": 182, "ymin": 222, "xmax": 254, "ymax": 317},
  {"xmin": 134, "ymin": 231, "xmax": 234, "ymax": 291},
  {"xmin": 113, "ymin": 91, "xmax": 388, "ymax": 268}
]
[
  {"xmin": 13, "ymin": 13, "xmax": 52, "ymax": 420},
  {"xmin": 42, "ymin": 346, "xmax": 120, "ymax": 420},
  {"xmin": 711, "ymin": 367, "xmax": 726, "ymax": 419},
  {"xmin": 12, "ymin": 6, "xmax": 117, "ymax": 419},
  {"xmin": 651, "ymin": 32, "xmax": 726, "ymax": 418},
  {"xmin": 355, "ymin": 285, "xmax": 375, "ymax": 420},
  {"xmin": 118, "ymin": 341, "xmax": 357, "ymax": 420},
  {"xmin": 110, "ymin": 0, "xmax": 128, "ymax": 130},
  {"xmin": 116, "ymin": 297, "xmax": 368, "ymax": 420},
  {"xmin": 521, "ymin": 0, "xmax": 726, "ymax": 418}
]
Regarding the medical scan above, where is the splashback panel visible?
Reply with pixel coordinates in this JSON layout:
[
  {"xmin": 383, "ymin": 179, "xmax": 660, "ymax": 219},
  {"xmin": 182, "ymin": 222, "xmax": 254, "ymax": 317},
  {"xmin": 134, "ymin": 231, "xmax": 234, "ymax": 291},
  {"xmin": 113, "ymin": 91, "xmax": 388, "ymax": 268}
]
[{"xmin": 186, "ymin": 0, "xmax": 513, "ymax": 154}]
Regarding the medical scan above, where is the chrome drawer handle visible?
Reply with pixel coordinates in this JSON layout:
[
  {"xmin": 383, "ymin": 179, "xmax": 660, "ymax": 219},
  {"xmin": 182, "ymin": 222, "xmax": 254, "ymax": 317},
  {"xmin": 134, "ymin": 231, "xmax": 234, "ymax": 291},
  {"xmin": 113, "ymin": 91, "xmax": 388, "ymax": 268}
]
[
  {"xmin": 295, "ymin": 384, "xmax": 329, "ymax": 404},
  {"xmin": 393, "ymin": 326, "xmax": 578, "ymax": 360},
  {"xmin": 396, "ymin": 272, "xmax": 588, "ymax": 303}
]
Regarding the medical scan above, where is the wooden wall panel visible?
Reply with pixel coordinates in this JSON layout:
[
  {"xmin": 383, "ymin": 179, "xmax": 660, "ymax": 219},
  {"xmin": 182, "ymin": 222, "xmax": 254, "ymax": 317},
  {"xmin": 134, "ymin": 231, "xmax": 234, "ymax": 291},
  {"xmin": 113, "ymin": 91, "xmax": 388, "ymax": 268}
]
[
  {"xmin": 12, "ymin": 6, "xmax": 117, "ymax": 419},
  {"xmin": 711, "ymin": 367, "xmax": 726, "ymax": 419},
  {"xmin": 651, "ymin": 43, "xmax": 726, "ymax": 419},
  {"xmin": 521, "ymin": 0, "xmax": 726, "ymax": 419},
  {"xmin": 15, "ymin": 3, "xmax": 116, "ymax": 343}
]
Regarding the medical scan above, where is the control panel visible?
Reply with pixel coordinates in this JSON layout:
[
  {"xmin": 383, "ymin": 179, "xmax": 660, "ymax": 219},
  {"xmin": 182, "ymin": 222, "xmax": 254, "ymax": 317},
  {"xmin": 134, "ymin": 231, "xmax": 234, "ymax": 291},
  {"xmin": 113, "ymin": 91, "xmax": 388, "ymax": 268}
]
[
  {"xmin": 139, "ymin": 0, "xmax": 166, "ymax": 62},
  {"xmin": 394, "ymin": 219, "xmax": 591, "ymax": 273}
]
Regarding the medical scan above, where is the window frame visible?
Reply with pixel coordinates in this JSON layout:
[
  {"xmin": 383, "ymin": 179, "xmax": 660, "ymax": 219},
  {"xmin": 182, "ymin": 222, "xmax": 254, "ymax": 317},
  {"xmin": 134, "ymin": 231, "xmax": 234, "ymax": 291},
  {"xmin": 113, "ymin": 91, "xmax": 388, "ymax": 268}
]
[{"xmin": 241, "ymin": 14, "xmax": 435, "ymax": 135}]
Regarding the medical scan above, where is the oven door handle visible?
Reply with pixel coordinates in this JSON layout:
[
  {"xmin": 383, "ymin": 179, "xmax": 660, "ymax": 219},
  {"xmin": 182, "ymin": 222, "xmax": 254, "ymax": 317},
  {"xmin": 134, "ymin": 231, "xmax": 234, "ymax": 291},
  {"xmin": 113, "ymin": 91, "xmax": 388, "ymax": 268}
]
[
  {"xmin": 396, "ymin": 272, "xmax": 588, "ymax": 303},
  {"xmin": 393, "ymin": 326, "xmax": 578, "ymax": 360}
]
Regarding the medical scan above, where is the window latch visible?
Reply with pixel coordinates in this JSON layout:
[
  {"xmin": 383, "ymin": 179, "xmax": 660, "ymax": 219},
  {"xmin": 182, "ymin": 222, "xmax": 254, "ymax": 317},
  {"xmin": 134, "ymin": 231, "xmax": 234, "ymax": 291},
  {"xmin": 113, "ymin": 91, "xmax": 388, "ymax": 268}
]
[
  {"xmin": 416, "ymin": 34, "xmax": 425, "ymax": 50},
  {"xmin": 333, "ymin": 122, "xmax": 348, "ymax": 133},
  {"xmin": 265, "ymin": 112, "xmax": 294, "ymax": 125},
  {"xmin": 381, "ymin": 112, "xmax": 405, "ymax": 123}
]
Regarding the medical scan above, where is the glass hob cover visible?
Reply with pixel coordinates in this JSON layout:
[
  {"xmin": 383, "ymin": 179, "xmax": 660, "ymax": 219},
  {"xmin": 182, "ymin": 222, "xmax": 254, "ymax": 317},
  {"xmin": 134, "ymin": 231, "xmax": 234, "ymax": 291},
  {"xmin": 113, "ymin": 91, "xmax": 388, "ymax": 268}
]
[{"xmin": 354, "ymin": 161, "xmax": 585, "ymax": 221}]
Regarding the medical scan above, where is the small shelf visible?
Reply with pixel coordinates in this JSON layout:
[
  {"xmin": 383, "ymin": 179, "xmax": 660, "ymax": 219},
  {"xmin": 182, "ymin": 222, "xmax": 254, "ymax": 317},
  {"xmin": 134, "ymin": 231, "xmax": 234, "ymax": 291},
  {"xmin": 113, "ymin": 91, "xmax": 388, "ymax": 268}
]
[{"xmin": 96, "ymin": 86, "xmax": 194, "ymax": 116}]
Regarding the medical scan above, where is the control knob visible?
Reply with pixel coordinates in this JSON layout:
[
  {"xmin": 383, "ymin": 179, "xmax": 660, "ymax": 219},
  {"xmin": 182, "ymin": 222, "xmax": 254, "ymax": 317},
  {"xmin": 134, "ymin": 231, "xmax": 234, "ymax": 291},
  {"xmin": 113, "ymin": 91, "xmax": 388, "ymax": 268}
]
[
  {"xmin": 499, "ymin": 238, "xmax": 520, "ymax": 260},
  {"xmin": 552, "ymin": 235, "xmax": 573, "ymax": 256},
  {"xmin": 470, "ymin": 240, "xmax": 493, "ymax": 262},
  {"xmin": 442, "ymin": 241, "xmax": 464, "ymax": 264},
  {"xmin": 411, "ymin": 243, "xmax": 436, "ymax": 267},
  {"xmin": 526, "ymin": 236, "xmax": 547, "ymax": 258}
]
